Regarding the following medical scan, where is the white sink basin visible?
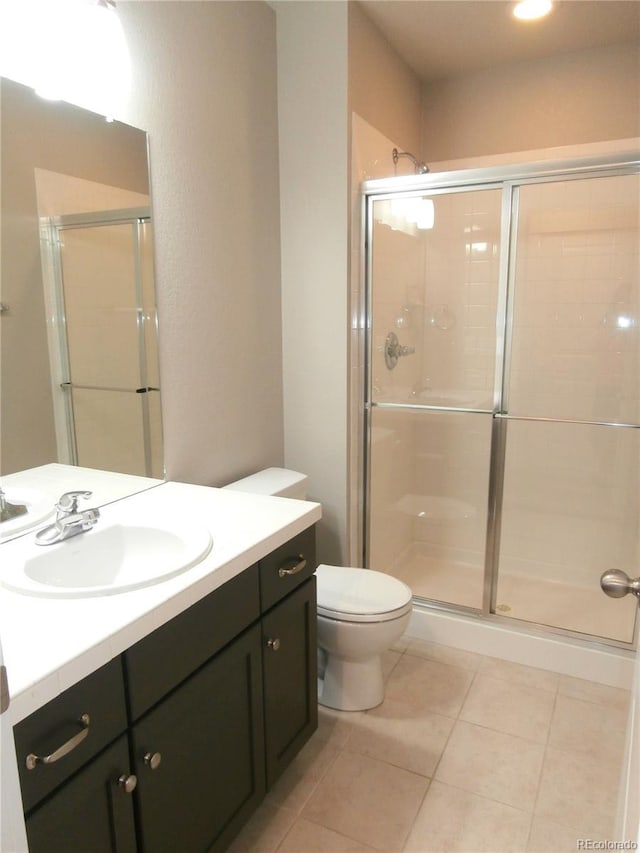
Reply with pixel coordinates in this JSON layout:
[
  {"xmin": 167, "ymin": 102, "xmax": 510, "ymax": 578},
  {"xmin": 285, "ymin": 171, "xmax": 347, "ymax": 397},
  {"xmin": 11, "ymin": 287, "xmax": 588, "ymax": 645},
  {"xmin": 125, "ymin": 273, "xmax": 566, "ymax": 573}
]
[
  {"xmin": 0, "ymin": 488, "xmax": 55, "ymax": 539},
  {"xmin": 0, "ymin": 519, "xmax": 213, "ymax": 598}
]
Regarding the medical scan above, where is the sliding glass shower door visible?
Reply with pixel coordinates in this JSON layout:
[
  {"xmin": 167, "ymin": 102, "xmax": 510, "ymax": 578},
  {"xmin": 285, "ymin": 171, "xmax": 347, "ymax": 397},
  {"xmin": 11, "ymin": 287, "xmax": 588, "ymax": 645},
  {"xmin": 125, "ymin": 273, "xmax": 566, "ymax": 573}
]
[
  {"xmin": 364, "ymin": 158, "xmax": 640, "ymax": 646},
  {"xmin": 367, "ymin": 186, "xmax": 503, "ymax": 611},
  {"xmin": 495, "ymin": 174, "xmax": 640, "ymax": 642}
]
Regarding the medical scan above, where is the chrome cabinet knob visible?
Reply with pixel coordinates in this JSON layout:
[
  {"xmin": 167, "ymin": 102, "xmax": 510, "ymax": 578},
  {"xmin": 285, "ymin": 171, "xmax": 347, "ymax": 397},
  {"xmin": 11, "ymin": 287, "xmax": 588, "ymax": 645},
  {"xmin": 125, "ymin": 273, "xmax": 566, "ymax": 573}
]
[
  {"xmin": 118, "ymin": 773, "xmax": 137, "ymax": 794},
  {"xmin": 144, "ymin": 751, "xmax": 162, "ymax": 770},
  {"xmin": 266, "ymin": 637, "xmax": 281, "ymax": 652},
  {"xmin": 600, "ymin": 569, "xmax": 640, "ymax": 600}
]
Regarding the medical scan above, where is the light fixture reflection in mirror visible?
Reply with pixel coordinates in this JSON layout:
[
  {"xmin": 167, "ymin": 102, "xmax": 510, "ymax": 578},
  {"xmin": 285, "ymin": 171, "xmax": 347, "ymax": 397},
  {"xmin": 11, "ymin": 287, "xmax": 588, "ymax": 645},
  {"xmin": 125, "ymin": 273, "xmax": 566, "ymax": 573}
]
[
  {"xmin": 512, "ymin": 0, "xmax": 553, "ymax": 21},
  {"xmin": 1, "ymin": 77, "xmax": 163, "ymax": 480},
  {"xmin": 0, "ymin": 0, "xmax": 131, "ymax": 119}
]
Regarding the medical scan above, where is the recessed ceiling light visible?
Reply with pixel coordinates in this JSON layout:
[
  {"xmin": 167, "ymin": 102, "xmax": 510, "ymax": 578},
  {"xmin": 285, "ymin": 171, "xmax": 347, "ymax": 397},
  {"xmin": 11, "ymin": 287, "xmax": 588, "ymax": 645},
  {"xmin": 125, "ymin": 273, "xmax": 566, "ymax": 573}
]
[{"xmin": 513, "ymin": 0, "xmax": 553, "ymax": 21}]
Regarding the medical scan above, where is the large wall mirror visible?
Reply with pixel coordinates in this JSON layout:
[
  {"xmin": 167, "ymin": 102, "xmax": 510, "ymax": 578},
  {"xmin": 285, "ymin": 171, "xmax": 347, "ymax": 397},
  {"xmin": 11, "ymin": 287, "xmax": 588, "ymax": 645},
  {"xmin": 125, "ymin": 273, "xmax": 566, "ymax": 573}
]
[{"xmin": 0, "ymin": 77, "xmax": 163, "ymax": 481}]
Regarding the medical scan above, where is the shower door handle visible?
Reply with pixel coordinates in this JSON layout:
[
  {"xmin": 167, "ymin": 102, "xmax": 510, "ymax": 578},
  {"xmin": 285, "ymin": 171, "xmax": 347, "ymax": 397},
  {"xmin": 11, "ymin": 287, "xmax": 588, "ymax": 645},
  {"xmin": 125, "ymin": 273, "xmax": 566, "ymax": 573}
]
[{"xmin": 600, "ymin": 569, "xmax": 640, "ymax": 600}]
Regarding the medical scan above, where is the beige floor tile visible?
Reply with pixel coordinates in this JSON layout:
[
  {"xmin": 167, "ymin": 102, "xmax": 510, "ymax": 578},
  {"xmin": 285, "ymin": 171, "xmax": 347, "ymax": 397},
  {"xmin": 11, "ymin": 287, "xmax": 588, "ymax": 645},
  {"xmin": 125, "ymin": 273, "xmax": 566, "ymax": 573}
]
[
  {"xmin": 266, "ymin": 734, "xmax": 340, "ymax": 814},
  {"xmin": 435, "ymin": 721, "xmax": 545, "ymax": 811},
  {"xmin": 479, "ymin": 657, "xmax": 559, "ymax": 693},
  {"xmin": 346, "ymin": 697, "xmax": 454, "ymax": 777},
  {"xmin": 384, "ymin": 653, "xmax": 474, "ymax": 718},
  {"xmin": 535, "ymin": 746, "xmax": 619, "ymax": 838},
  {"xmin": 548, "ymin": 694, "xmax": 627, "ymax": 764},
  {"xmin": 301, "ymin": 750, "xmax": 429, "ymax": 851},
  {"xmin": 278, "ymin": 818, "xmax": 376, "ymax": 852},
  {"xmin": 316, "ymin": 705, "xmax": 364, "ymax": 749},
  {"xmin": 526, "ymin": 816, "xmax": 590, "ymax": 852},
  {"xmin": 404, "ymin": 638, "xmax": 484, "ymax": 671},
  {"xmin": 228, "ymin": 801, "xmax": 297, "ymax": 853},
  {"xmin": 404, "ymin": 780, "xmax": 532, "ymax": 852},
  {"xmin": 557, "ymin": 675, "xmax": 630, "ymax": 712},
  {"xmin": 459, "ymin": 674, "xmax": 556, "ymax": 743},
  {"xmin": 382, "ymin": 649, "xmax": 402, "ymax": 682}
]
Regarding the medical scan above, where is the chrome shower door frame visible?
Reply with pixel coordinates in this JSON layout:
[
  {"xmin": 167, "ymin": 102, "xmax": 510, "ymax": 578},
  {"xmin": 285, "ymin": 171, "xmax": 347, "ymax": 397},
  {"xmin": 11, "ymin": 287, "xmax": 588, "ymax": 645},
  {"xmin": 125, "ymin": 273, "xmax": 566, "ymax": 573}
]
[{"xmin": 361, "ymin": 151, "xmax": 640, "ymax": 650}]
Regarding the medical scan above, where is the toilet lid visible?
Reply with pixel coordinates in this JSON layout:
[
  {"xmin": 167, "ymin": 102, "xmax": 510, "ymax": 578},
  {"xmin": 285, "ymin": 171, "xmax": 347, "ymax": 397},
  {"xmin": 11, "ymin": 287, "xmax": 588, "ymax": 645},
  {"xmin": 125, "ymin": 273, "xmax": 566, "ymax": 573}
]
[{"xmin": 316, "ymin": 564, "xmax": 412, "ymax": 618}]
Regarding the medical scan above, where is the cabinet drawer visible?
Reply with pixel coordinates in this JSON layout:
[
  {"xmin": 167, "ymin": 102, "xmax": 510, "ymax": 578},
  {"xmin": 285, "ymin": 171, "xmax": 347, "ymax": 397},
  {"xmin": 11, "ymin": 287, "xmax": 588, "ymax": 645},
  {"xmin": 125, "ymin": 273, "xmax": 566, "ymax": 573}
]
[
  {"xmin": 259, "ymin": 526, "xmax": 316, "ymax": 612},
  {"xmin": 14, "ymin": 658, "xmax": 127, "ymax": 813},
  {"xmin": 124, "ymin": 563, "xmax": 260, "ymax": 720}
]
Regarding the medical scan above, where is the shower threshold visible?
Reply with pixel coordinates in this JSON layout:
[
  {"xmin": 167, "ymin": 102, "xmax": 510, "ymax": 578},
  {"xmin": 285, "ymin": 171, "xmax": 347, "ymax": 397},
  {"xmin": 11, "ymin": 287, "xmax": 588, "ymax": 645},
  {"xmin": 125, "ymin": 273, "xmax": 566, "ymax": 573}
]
[{"xmin": 392, "ymin": 544, "xmax": 636, "ymax": 644}]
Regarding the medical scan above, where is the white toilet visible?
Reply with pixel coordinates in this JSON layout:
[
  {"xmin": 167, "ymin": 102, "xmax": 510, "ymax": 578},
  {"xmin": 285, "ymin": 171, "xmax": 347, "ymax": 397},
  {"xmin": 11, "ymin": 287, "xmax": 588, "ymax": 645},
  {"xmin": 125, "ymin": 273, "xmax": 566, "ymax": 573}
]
[{"xmin": 223, "ymin": 467, "xmax": 413, "ymax": 711}]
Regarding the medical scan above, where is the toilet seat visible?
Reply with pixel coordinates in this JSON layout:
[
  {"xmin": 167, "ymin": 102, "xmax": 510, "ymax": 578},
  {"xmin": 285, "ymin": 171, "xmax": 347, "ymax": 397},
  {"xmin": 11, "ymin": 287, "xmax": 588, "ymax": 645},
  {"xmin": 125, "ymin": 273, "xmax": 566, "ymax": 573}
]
[{"xmin": 316, "ymin": 564, "xmax": 412, "ymax": 624}]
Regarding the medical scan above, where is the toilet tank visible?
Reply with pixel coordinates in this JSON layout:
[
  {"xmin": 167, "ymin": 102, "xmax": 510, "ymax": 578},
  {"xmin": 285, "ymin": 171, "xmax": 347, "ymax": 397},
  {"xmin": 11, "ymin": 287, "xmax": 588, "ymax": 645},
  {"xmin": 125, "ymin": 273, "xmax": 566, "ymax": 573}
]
[{"xmin": 222, "ymin": 467, "xmax": 309, "ymax": 500}]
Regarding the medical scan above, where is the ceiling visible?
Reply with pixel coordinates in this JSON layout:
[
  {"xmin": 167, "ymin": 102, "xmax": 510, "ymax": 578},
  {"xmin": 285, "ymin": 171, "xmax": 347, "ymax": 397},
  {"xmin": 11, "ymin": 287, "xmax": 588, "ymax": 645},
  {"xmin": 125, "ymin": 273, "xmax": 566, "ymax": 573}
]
[{"xmin": 358, "ymin": 0, "xmax": 640, "ymax": 83}]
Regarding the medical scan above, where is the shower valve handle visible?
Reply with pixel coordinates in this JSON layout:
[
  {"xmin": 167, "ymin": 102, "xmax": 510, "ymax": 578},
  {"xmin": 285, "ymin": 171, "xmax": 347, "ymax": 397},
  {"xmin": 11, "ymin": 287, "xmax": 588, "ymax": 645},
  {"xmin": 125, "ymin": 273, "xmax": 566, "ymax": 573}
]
[
  {"xmin": 385, "ymin": 332, "xmax": 415, "ymax": 370},
  {"xmin": 600, "ymin": 569, "xmax": 640, "ymax": 600}
]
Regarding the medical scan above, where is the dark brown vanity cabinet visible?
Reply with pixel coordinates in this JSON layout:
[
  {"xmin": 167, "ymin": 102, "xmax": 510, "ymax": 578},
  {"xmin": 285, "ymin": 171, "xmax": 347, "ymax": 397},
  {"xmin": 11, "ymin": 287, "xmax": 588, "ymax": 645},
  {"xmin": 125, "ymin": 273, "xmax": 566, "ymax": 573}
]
[
  {"xmin": 262, "ymin": 576, "xmax": 317, "ymax": 789},
  {"xmin": 258, "ymin": 524, "xmax": 317, "ymax": 788},
  {"xmin": 13, "ymin": 525, "xmax": 317, "ymax": 852}
]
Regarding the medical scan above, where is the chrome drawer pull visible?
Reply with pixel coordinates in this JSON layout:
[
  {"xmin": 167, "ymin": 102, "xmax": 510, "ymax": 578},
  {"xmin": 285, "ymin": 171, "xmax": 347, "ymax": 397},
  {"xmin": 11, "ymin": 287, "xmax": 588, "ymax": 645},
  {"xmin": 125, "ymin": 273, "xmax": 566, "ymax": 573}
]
[
  {"xmin": 26, "ymin": 713, "xmax": 90, "ymax": 770},
  {"xmin": 278, "ymin": 555, "xmax": 306, "ymax": 578}
]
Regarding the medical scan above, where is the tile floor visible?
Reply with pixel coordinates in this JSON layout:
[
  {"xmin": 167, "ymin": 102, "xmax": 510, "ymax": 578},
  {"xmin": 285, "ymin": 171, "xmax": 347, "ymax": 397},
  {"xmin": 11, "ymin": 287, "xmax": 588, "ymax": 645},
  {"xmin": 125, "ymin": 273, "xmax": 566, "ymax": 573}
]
[{"xmin": 229, "ymin": 635, "xmax": 631, "ymax": 853}]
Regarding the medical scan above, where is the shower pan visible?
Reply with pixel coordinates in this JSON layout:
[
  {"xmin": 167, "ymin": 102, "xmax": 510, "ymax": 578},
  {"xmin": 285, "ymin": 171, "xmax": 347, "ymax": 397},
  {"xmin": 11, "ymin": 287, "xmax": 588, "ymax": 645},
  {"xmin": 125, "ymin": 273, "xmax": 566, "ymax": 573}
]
[{"xmin": 362, "ymin": 152, "xmax": 640, "ymax": 648}]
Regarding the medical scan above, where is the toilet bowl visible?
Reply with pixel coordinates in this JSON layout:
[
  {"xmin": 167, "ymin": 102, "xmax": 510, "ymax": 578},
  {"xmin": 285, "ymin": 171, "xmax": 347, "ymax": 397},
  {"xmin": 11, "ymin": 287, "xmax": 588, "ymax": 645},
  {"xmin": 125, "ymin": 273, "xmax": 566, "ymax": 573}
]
[
  {"xmin": 223, "ymin": 468, "xmax": 413, "ymax": 711},
  {"xmin": 316, "ymin": 564, "xmax": 412, "ymax": 711}
]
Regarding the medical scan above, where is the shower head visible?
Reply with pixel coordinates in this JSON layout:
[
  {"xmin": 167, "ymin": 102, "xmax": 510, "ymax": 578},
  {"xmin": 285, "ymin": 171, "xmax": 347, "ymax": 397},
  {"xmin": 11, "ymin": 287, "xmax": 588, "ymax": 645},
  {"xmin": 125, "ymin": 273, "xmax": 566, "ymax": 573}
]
[{"xmin": 392, "ymin": 148, "xmax": 429, "ymax": 175}]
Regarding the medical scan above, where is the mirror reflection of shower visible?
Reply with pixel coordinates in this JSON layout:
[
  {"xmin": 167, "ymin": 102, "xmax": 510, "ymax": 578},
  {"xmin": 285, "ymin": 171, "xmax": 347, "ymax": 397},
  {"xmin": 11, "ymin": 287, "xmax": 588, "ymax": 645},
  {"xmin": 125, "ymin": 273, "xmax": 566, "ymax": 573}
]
[{"xmin": 38, "ymin": 197, "xmax": 163, "ymax": 479}]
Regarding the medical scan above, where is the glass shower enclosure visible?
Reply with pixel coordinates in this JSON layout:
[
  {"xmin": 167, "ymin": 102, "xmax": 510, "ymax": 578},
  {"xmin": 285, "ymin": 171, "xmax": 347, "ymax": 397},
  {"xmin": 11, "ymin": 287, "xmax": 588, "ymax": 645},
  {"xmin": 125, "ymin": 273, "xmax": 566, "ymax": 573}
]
[{"xmin": 363, "ymin": 154, "xmax": 640, "ymax": 647}]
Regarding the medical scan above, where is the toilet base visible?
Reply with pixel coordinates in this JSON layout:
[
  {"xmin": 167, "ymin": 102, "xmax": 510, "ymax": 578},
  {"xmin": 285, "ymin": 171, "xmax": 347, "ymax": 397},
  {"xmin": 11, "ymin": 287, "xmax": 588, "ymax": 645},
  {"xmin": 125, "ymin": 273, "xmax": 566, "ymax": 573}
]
[{"xmin": 318, "ymin": 655, "xmax": 385, "ymax": 711}]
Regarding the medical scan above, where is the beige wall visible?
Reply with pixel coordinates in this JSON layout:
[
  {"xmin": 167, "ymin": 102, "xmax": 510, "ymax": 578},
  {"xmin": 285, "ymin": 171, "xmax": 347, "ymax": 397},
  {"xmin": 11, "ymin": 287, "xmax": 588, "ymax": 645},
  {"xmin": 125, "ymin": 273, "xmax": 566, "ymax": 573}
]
[
  {"xmin": 275, "ymin": 1, "xmax": 350, "ymax": 564},
  {"xmin": 118, "ymin": 1, "xmax": 284, "ymax": 488},
  {"xmin": 422, "ymin": 41, "xmax": 640, "ymax": 162},
  {"xmin": 0, "ymin": 78, "xmax": 148, "ymax": 474},
  {"xmin": 349, "ymin": 2, "xmax": 422, "ymax": 155}
]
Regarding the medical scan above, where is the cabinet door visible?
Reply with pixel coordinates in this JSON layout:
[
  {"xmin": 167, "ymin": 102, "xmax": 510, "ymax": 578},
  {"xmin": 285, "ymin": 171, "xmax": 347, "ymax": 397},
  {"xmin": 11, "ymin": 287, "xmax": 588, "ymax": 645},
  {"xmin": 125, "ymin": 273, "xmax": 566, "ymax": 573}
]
[
  {"xmin": 25, "ymin": 734, "xmax": 136, "ymax": 853},
  {"xmin": 131, "ymin": 624, "xmax": 265, "ymax": 853},
  {"xmin": 262, "ymin": 576, "xmax": 318, "ymax": 789}
]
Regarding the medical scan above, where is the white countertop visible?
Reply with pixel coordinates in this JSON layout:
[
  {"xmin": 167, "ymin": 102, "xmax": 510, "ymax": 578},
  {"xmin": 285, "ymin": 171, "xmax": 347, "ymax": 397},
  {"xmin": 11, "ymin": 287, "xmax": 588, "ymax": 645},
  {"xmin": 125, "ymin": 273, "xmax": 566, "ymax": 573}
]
[{"xmin": 0, "ymin": 478, "xmax": 321, "ymax": 724}]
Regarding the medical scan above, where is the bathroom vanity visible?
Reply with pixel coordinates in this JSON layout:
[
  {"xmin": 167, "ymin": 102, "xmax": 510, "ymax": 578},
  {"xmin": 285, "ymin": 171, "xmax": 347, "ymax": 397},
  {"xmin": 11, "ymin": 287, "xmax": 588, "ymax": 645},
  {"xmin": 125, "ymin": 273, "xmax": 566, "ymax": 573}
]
[{"xmin": 0, "ymin": 475, "xmax": 321, "ymax": 851}]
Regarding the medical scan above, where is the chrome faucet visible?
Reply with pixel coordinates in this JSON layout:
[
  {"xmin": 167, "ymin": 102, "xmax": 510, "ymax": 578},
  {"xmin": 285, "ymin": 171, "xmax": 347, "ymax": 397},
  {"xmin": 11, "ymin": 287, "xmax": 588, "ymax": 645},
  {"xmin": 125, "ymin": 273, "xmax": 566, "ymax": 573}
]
[{"xmin": 35, "ymin": 491, "xmax": 100, "ymax": 546}]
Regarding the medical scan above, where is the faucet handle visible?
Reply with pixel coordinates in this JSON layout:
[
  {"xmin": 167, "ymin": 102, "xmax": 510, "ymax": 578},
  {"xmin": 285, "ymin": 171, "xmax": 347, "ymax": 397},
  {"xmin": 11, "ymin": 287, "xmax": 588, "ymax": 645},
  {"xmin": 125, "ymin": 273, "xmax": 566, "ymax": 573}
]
[{"xmin": 57, "ymin": 491, "xmax": 92, "ymax": 513}]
